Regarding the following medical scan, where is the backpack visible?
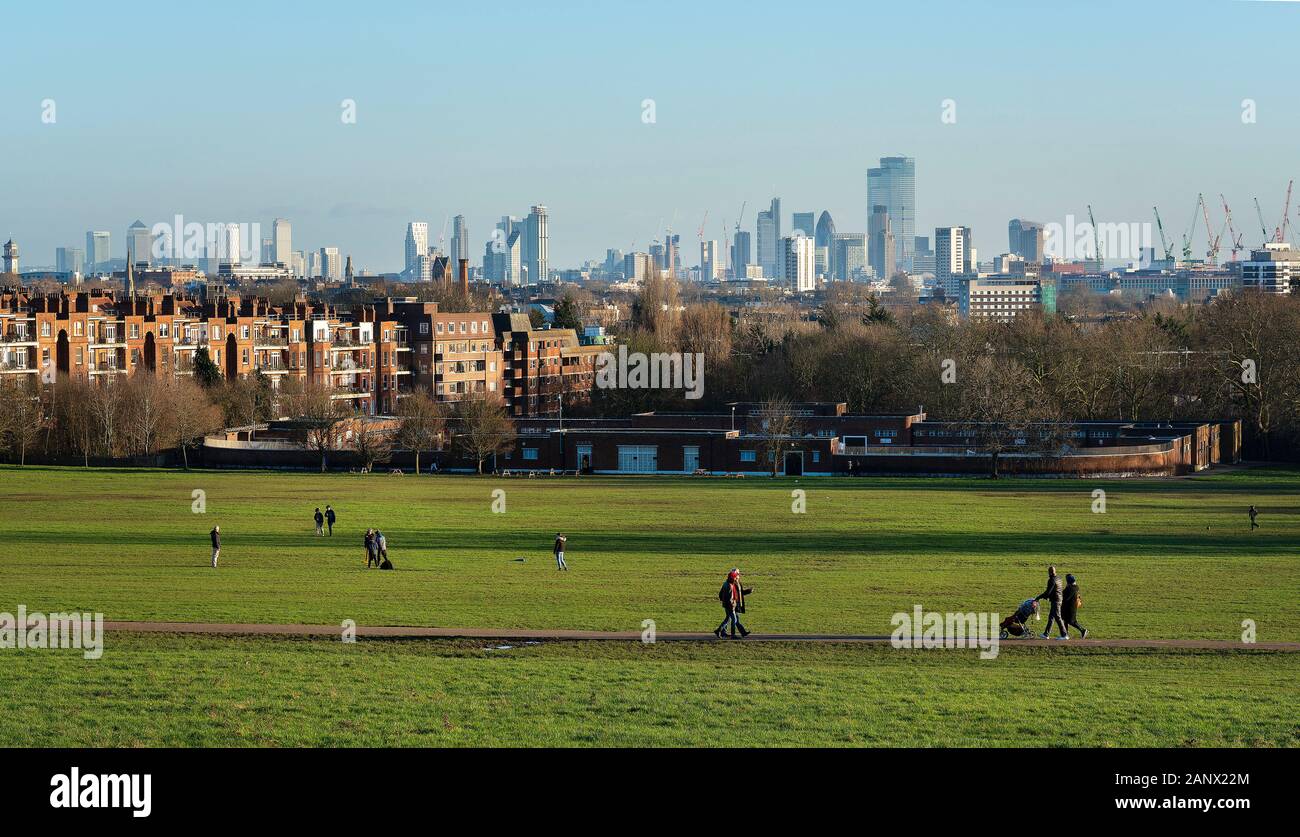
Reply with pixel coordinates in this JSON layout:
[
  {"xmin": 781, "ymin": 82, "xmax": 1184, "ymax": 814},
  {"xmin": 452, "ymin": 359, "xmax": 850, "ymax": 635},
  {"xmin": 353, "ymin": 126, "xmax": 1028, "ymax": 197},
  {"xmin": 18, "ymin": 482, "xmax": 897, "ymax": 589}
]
[{"xmin": 380, "ymin": 558, "xmax": 394, "ymax": 570}]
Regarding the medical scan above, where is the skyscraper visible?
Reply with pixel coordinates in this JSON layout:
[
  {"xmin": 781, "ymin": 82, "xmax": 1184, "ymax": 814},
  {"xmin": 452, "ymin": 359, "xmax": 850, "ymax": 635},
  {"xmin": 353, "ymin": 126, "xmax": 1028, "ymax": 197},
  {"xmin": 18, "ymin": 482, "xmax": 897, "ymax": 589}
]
[
  {"xmin": 405, "ymin": 222, "xmax": 429, "ymax": 279},
  {"xmin": 700, "ymin": 240, "xmax": 722, "ymax": 282},
  {"xmin": 85, "ymin": 231, "xmax": 111, "ymax": 273},
  {"xmin": 56, "ymin": 246, "xmax": 85, "ymax": 276},
  {"xmin": 127, "ymin": 221, "xmax": 152, "ymax": 267},
  {"xmin": 756, "ymin": 197, "xmax": 781, "ymax": 278},
  {"xmin": 1008, "ymin": 219, "xmax": 1045, "ymax": 263},
  {"xmin": 814, "ymin": 211, "xmax": 836, "ymax": 278},
  {"xmin": 319, "ymin": 247, "xmax": 341, "ymax": 281},
  {"xmin": 934, "ymin": 226, "xmax": 974, "ymax": 298},
  {"xmin": 869, "ymin": 205, "xmax": 895, "ymax": 280},
  {"xmin": 273, "ymin": 218, "xmax": 293, "ymax": 267},
  {"xmin": 792, "ymin": 212, "xmax": 816, "ymax": 240},
  {"xmin": 867, "ymin": 156, "xmax": 915, "ymax": 270},
  {"xmin": 829, "ymin": 233, "xmax": 867, "ymax": 281},
  {"xmin": 731, "ymin": 230, "xmax": 752, "ymax": 279},
  {"xmin": 522, "ymin": 205, "xmax": 549, "ymax": 285},
  {"xmin": 781, "ymin": 235, "xmax": 816, "ymax": 292},
  {"xmin": 450, "ymin": 215, "xmax": 469, "ymax": 274}
]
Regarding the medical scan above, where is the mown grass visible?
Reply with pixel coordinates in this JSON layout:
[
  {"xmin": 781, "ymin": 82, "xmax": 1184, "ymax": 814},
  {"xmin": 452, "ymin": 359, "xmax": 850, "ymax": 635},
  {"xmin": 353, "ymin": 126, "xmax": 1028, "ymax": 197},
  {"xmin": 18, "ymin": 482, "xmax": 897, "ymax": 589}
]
[
  {"xmin": 0, "ymin": 466, "xmax": 1297, "ymax": 639},
  {"xmin": 2, "ymin": 634, "xmax": 1295, "ymax": 747}
]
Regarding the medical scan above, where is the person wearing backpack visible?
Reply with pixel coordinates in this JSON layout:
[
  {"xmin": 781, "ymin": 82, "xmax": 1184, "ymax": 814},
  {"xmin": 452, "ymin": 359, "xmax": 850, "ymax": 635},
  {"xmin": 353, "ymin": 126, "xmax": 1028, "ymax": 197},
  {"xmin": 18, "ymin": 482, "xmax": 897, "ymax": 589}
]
[
  {"xmin": 1061, "ymin": 573, "xmax": 1087, "ymax": 639},
  {"xmin": 713, "ymin": 568, "xmax": 752, "ymax": 639}
]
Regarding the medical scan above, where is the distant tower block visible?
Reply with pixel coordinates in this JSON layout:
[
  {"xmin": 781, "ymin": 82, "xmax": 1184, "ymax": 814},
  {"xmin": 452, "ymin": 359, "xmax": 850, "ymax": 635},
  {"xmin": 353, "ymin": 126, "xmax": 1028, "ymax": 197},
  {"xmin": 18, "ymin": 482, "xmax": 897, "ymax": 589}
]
[{"xmin": 2, "ymin": 239, "xmax": 18, "ymax": 274}]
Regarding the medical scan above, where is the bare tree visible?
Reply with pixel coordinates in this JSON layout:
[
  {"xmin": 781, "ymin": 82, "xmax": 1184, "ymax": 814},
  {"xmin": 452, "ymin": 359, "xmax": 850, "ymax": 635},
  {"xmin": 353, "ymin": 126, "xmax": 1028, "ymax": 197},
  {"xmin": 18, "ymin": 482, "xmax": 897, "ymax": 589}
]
[
  {"xmin": 121, "ymin": 374, "xmax": 174, "ymax": 456},
  {"xmin": 87, "ymin": 376, "xmax": 127, "ymax": 457},
  {"xmin": 748, "ymin": 396, "xmax": 802, "ymax": 477},
  {"xmin": 169, "ymin": 377, "xmax": 225, "ymax": 469},
  {"xmin": 454, "ymin": 392, "xmax": 515, "ymax": 474},
  {"xmin": 283, "ymin": 380, "xmax": 349, "ymax": 471},
  {"xmin": 394, "ymin": 390, "xmax": 447, "ymax": 475},
  {"xmin": 952, "ymin": 355, "xmax": 1065, "ymax": 478},
  {"xmin": 352, "ymin": 421, "xmax": 393, "ymax": 472},
  {"xmin": 0, "ymin": 377, "xmax": 46, "ymax": 465}
]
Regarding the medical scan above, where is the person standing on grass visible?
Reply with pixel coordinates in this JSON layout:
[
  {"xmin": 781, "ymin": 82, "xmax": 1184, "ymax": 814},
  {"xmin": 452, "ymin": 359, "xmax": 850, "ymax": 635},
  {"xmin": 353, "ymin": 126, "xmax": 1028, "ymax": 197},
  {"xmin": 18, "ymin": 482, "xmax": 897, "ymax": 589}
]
[
  {"xmin": 377, "ymin": 530, "xmax": 388, "ymax": 564},
  {"xmin": 314, "ymin": 507, "xmax": 324, "ymax": 536},
  {"xmin": 553, "ymin": 532, "xmax": 568, "ymax": 570},
  {"xmin": 325, "ymin": 505, "xmax": 336, "ymax": 536},
  {"xmin": 714, "ymin": 568, "xmax": 752, "ymax": 639},
  {"xmin": 364, "ymin": 528, "xmax": 376, "ymax": 567},
  {"xmin": 1061, "ymin": 573, "xmax": 1087, "ymax": 639},
  {"xmin": 1249, "ymin": 505, "xmax": 1259, "ymax": 530},
  {"xmin": 210, "ymin": 525, "xmax": 221, "ymax": 569},
  {"xmin": 1035, "ymin": 565, "xmax": 1067, "ymax": 639}
]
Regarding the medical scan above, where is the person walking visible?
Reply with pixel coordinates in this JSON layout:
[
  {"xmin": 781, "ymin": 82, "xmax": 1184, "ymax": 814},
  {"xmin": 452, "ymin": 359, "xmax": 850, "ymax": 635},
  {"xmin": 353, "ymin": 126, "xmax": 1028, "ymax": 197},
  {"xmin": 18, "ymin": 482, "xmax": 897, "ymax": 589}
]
[
  {"xmin": 364, "ymin": 528, "xmax": 376, "ymax": 568},
  {"xmin": 1035, "ymin": 565, "xmax": 1067, "ymax": 639},
  {"xmin": 553, "ymin": 533, "xmax": 568, "ymax": 570},
  {"xmin": 1061, "ymin": 573, "xmax": 1087, "ymax": 639},
  {"xmin": 325, "ymin": 505, "xmax": 336, "ymax": 536},
  {"xmin": 714, "ymin": 568, "xmax": 752, "ymax": 639},
  {"xmin": 314, "ymin": 508, "xmax": 324, "ymax": 536},
  {"xmin": 377, "ymin": 530, "xmax": 388, "ymax": 564},
  {"xmin": 210, "ymin": 525, "xmax": 221, "ymax": 569},
  {"xmin": 1249, "ymin": 505, "xmax": 1259, "ymax": 530}
]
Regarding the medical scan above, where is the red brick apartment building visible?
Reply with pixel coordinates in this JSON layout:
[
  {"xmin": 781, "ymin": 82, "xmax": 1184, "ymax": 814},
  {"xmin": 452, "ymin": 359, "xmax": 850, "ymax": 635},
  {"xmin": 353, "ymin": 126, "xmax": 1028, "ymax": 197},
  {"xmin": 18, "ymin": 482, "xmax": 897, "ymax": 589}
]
[
  {"xmin": 492, "ymin": 312, "xmax": 604, "ymax": 418},
  {"xmin": 1, "ymin": 287, "xmax": 598, "ymax": 417}
]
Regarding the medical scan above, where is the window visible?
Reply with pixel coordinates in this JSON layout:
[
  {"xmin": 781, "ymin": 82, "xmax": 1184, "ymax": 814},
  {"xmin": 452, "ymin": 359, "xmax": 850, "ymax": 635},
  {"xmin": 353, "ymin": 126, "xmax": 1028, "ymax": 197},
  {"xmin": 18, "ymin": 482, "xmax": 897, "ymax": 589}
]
[
  {"xmin": 76, "ymin": 347, "xmax": 83, "ymax": 365},
  {"xmin": 740, "ymin": 450, "xmax": 756, "ymax": 463},
  {"xmin": 470, "ymin": 321, "xmax": 478, "ymax": 333},
  {"xmin": 482, "ymin": 320, "xmax": 489, "ymax": 333},
  {"xmin": 435, "ymin": 323, "xmax": 443, "ymax": 334},
  {"xmin": 212, "ymin": 326, "xmax": 221, "ymax": 340},
  {"xmin": 242, "ymin": 326, "xmax": 250, "ymax": 339},
  {"xmin": 41, "ymin": 322, "xmax": 51, "ymax": 337},
  {"xmin": 421, "ymin": 323, "xmax": 430, "ymax": 335},
  {"xmin": 522, "ymin": 448, "xmax": 539, "ymax": 461},
  {"xmin": 617, "ymin": 445, "xmax": 657, "ymax": 473}
]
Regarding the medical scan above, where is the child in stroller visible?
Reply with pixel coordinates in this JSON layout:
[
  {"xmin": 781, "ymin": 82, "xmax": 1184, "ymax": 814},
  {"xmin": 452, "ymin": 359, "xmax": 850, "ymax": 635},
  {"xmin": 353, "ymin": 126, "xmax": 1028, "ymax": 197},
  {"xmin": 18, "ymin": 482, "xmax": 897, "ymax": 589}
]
[{"xmin": 999, "ymin": 598, "xmax": 1040, "ymax": 639}]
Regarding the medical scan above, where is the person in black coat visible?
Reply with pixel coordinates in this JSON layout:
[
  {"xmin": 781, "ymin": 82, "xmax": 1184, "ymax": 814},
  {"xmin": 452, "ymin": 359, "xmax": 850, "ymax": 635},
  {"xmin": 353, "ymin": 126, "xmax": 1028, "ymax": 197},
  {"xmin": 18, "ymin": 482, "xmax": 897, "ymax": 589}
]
[
  {"xmin": 1035, "ymin": 565, "xmax": 1066, "ymax": 639},
  {"xmin": 325, "ymin": 505, "xmax": 336, "ymax": 536}
]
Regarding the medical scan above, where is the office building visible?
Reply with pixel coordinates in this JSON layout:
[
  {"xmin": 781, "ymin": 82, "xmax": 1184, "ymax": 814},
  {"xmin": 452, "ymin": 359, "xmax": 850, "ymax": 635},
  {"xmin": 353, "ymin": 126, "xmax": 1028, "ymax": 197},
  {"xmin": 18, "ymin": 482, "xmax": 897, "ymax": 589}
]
[
  {"xmin": 273, "ymin": 219, "xmax": 293, "ymax": 267},
  {"xmin": 405, "ymin": 222, "xmax": 429, "ymax": 280},
  {"xmin": 935, "ymin": 226, "xmax": 974, "ymax": 298},
  {"xmin": 781, "ymin": 235, "xmax": 816, "ymax": 292},
  {"xmin": 829, "ymin": 233, "xmax": 867, "ymax": 281},
  {"xmin": 1008, "ymin": 219, "xmax": 1045, "ymax": 263},
  {"xmin": 731, "ymin": 230, "xmax": 752, "ymax": 279},
  {"xmin": 86, "ymin": 231, "xmax": 111, "ymax": 273},
  {"xmin": 869, "ymin": 205, "xmax": 895, "ymax": 280},
  {"xmin": 756, "ymin": 197, "xmax": 781, "ymax": 278},
  {"xmin": 450, "ymin": 215, "xmax": 469, "ymax": 274},
  {"xmin": 867, "ymin": 156, "xmax": 915, "ymax": 270},
  {"xmin": 1240, "ymin": 243, "xmax": 1299, "ymax": 293}
]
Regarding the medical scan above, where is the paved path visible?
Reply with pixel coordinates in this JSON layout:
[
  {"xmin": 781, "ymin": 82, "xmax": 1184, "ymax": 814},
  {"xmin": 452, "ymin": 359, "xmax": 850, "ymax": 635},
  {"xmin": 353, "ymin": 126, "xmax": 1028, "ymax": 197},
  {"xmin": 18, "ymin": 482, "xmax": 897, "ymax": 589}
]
[{"xmin": 103, "ymin": 622, "xmax": 1300, "ymax": 650}]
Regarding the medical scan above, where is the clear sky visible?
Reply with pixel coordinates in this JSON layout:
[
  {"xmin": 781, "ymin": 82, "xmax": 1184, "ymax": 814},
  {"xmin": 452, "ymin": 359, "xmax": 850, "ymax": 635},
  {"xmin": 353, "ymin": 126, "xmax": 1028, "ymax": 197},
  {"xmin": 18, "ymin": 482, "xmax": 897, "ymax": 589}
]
[{"xmin": 2, "ymin": 0, "xmax": 1297, "ymax": 272}]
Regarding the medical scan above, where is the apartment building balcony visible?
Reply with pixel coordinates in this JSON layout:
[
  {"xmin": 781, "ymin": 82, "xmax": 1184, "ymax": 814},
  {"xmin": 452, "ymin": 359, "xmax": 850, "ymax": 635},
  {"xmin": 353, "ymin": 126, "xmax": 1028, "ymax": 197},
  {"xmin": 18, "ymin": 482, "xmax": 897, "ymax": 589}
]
[
  {"xmin": 0, "ymin": 354, "xmax": 37, "ymax": 374},
  {"xmin": 173, "ymin": 336, "xmax": 207, "ymax": 349},
  {"xmin": 254, "ymin": 334, "xmax": 290, "ymax": 349},
  {"xmin": 329, "ymin": 383, "xmax": 372, "ymax": 399},
  {"xmin": 90, "ymin": 338, "xmax": 128, "ymax": 349},
  {"xmin": 0, "ymin": 329, "xmax": 38, "ymax": 346}
]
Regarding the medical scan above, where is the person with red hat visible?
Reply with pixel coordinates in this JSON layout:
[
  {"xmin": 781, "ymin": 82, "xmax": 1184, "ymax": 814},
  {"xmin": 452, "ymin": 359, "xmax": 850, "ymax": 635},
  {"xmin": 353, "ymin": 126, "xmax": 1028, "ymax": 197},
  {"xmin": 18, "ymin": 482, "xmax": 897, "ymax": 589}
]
[{"xmin": 714, "ymin": 568, "xmax": 753, "ymax": 639}]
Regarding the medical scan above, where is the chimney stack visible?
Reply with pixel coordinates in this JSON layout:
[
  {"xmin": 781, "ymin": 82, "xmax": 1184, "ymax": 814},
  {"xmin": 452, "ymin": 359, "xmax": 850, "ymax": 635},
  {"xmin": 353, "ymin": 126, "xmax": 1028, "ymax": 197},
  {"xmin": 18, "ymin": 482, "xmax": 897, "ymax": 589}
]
[{"xmin": 458, "ymin": 259, "xmax": 469, "ymax": 296}]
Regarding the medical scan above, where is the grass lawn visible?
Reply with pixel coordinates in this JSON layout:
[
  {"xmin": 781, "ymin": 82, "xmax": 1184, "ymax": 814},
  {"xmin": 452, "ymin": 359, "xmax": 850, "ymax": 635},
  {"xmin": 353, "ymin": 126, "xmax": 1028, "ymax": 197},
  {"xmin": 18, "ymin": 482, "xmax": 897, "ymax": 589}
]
[
  {"xmin": 2, "ymin": 634, "xmax": 1296, "ymax": 747},
  {"xmin": 0, "ymin": 465, "xmax": 1296, "ymax": 639}
]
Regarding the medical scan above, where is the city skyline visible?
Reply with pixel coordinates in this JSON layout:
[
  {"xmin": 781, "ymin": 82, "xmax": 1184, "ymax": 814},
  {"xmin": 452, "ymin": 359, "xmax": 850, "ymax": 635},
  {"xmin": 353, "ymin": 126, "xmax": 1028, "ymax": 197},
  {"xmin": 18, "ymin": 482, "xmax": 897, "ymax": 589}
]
[{"xmin": 3, "ymin": 1, "xmax": 1299, "ymax": 272}]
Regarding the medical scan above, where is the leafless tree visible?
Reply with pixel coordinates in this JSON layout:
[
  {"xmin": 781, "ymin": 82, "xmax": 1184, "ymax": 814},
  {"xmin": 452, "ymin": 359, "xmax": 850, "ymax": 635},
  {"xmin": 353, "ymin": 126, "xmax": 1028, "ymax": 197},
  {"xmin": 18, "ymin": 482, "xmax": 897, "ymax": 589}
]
[
  {"xmin": 454, "ymin": 392, "xmax": 515, "ymax": 474},
  {"xmin": 748, "ymin": 396, "xmax": 802, "ymax": 477},
  {"xmin": 394, "ymin": 390, "xmax": 447, "ymax": 475},
  {"xmin": 169, "ymin": 377, "xmax": 225, "ymax": 469},
  {"xmin": 0, "ymin": 377, "xmax": 46, "ymax": 465}
]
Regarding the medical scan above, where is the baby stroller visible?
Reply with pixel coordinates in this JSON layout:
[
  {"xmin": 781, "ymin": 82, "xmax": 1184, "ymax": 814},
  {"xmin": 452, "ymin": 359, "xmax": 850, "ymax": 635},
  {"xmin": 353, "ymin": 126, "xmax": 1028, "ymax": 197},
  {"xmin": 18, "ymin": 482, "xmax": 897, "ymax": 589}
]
[{"xmin": 999, "ymin": 598, "xmax": 1040, "ymax": 639}]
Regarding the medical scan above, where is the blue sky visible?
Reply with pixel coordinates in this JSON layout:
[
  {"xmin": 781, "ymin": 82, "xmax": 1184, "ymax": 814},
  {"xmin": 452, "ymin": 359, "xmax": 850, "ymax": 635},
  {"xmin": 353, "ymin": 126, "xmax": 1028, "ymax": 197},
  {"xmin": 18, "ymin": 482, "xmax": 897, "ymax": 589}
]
[{"xmin": 2, "ymin": 0, "xmax": 1297, "ymax": 272}]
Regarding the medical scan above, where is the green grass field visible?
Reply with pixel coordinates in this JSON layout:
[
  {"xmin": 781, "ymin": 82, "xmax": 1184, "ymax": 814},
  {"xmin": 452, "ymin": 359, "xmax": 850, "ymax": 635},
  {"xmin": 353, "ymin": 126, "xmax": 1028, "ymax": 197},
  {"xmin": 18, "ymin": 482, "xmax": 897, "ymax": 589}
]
[{"xmin": 1, "ymin": 465, "xmax": 1297, "ymax": 746}]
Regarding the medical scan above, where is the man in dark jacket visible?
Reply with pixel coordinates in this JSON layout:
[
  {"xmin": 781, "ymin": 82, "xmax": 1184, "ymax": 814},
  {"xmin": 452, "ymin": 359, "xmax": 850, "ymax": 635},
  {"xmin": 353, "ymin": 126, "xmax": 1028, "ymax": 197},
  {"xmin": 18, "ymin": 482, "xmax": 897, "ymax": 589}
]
[
  {"xmin": 325, "ymin": 505, "xmax": 336, "ymax": 536},
  {"xmin": 314, "ymin": 508, "xmax": 324, "ymax": 536},
  {"xmin": 714, "ymin": 568, "xmax": 752, "ymax": 639},
  {"xmin": 364, "ymin": 528, "xmax": 376, "ymax": 567},
  {"xmin": 1249, "ymin": 505, "xmax": 1259, "ymax": 530},
  {"xmin": 210, "ymin": 525, "xmax": 221, "ymax": 569},
  {"xmin": 1035, "ymin": 565, "xmax": 1066, "ymax": 639},
  {"xmin": 1061, "ymin": 574, "xmax": 1087, "ymax": 639}
]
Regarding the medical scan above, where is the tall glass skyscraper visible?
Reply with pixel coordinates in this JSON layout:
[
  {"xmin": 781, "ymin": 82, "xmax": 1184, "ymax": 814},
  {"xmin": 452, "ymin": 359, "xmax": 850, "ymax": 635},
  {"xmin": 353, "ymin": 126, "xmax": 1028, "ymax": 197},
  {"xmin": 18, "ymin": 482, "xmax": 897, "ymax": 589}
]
[
  {"xmin": 867, "ymin": 156, "xmax": 915, "ymax": 270},
  {"xmin": 450, "ymin": 215, "xmax": 469, "ymax": 271}
]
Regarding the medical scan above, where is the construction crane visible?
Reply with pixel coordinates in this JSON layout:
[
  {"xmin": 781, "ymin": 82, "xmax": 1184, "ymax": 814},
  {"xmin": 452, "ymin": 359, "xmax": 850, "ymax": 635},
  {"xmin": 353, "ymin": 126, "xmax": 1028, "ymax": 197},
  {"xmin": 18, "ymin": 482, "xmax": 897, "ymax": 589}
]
[
  {"xmin": 734, "ymin": 200, "xmax": 746, "ymax": 236},
  {"xmin": 697, "ymin": 209, "xmax": 709, "ymax": 243},
  {"xmin": 1181, "ymin": 196, "xmax": 1200, "ymax": 262},
  {"xmin": 1199, "ymin": 194, "xmax": 1222, "ymax": 264},
  {"xmin": 1086, "ymin": 204, "xmax": 1103, "ymax": 264},
  {"xmin": 1220, "ymin": 195, "xmax": 1244, "ymax": 261},
  {"xmin": 1274, "ymin": 179, "xmax": 1293, "ymax": 243},
  {"xmin": 1153, "ymin": 206, "xmax": 1174, "ymax": 262}
]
